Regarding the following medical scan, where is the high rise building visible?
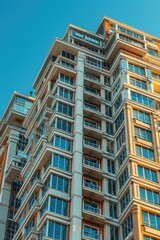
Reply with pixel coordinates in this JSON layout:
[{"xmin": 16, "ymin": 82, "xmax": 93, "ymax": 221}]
[
  {"xmin": 0, "ymin": 92, "xmax": 34, "ymax": 240},
  {"xmin": 1, "ymin": 16, "xmax": 160, "ymax": 240}
]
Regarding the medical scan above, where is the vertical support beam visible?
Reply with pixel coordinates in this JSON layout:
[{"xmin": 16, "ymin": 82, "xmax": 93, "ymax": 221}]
[
  {"xmin": 0, "ymin": 130, "xmax": 19, "ymax": 240},
  {"xmin": 70, "ymin": 51, "xmax": 85, "ymax": 240},
  {"xmin": 132, "ymin": 205, "xmax": 141, "ymax": 240}
]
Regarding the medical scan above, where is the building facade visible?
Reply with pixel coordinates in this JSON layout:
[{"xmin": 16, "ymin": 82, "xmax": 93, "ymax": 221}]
[
  {"xmin": 1, "ymin": 16, "xmax": 160, "ymax": 240},
  {"xmin": 0, "ymin": 93, "xmax": 33, "ymax": 240}
]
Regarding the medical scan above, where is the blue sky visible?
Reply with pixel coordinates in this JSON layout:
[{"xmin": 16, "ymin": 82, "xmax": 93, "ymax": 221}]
[{"xmin": 0, "ymin": 0, "xmax": 160, "ymax": 118}]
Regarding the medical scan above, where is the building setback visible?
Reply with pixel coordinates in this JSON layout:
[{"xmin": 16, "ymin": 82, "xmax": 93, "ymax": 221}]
[{"xmin": 0, "ymin": 16, "xmax": 160, "ymax": 240}]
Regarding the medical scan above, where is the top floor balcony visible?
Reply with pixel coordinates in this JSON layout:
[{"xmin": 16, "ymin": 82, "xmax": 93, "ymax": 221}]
[{"xmin": 106, "ymin": 31, "xmax": 147, "ymax": 63}]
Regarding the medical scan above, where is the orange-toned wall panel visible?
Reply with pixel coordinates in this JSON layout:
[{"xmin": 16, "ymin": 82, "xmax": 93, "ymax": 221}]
[{"xmin": 104, "ymin": 21, "xmax": 110, "ymax": 32}]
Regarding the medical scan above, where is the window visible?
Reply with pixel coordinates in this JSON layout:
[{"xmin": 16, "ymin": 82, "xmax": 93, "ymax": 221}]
[
  {"xmin": 52, "ymin": 118, "xmax": 72, "ymax": 133},
  {"xmin": 108, "ymin": 159, "xmax": 115, "ymax": 174},
  {"xmin": 83, "ymin": 225, "xmax": 99, "ymax": 239},
  {"xmin": 144, "ymin": 236, "xmax": 157, "ymax": 240},
  {"xmin": 41, "ymin": 196, "xmax": 68, "ymax": 217},
  {"xmin": 113, "ymin": 64, "xmax": 121, "ymax": 81},
  {"xmin": 110, "ymin": 225, "xmax": 119, "ymax": 240},
  {"xmin": 57, "ymin": 87, "xmax": 73, "ymax": 101},
  {"xmin": 114, "ymin": 95, "xmax": 122, "ymax": 112},
  {"xmin": 28, "ymin": 192, "xmax": 37, "ymax": 210},
  {"xmin": 105, "ymin": 90, "xmax": 111, "ymax": 101},
  {"xmin": 147, "ymin": 48, "xmax": 158, "ymax": 57},
  {"xmin": 118, "ymin": 26, "xmax": 144, "ymax": 40},
  {"xmin": 122, "ymin": 214, "xmax": 133, "ymax": 239},
  {"xmin": 142, "ymin": 211, "xmax": 160, "ymax": 230},
  {"xmin": 116, "ymin": 127, "xmax": 125, "ymax": 150},
  {"xmin": 84, "ymin": 179, "xmax": 99, "ymax": 191},
  {"xmin": 136, "ymin": 145, "xmax": 154, "ymax": 161},
  {"xmin": 107, "ymin": 140, "xmax": 114, "ymax": 154},
  {"xmin": 25, "ymin": 218, "xmax": 34, "ymax": 237},
  {"xmin": 85, "ymin": 86, "xmax": 98, "ymax": 95},
  {"xmin": 133, "ymin": 109, "xmax": 150, "ymax": 124},
  {"xmin": 60, "ymin": 60, "xmax": 74, "ymax": 69},
  {"xmin": 84, "ymin": 138, "xmax": 99, "ymax": 148},
  {"xmin": 109, "ymin": 201, "xmax": 117, "ymax": 219},
  {"xmin": 52, "ymin": 154, "xmax": 70, "ymax": 172},
  {"xmin": 54, "ymin": 135, "xmax": 71, "ymax": 151},
  {"xmin": 117, "ymin": 147, "xmax": 127, "ymax": 168},
  {"xmin": 104, "ymin": 76, "xmax": 110, "ymax": 86},
  {"xmin": 128, "ymin": 63, "xmax": 145, "ymax": 75},
  {"xmin": 108, "ymin": 179, "xmax": 116, "ymax": 195},
  {"xmin": 140, "ymin": 187, "xmax": 159, "ymax": 205},
  {"xmin": 84, "ymin": 119, "xmax": 99, "ymax": 129},
  {"xmin": 115, "ymin": 110, "xmax": 124, "ymax": 131},
  {"xmin": 47, "ymin": 220, "xmax": 67, "ymax": 240},
  {"xmin": 59, "ymin": 73, "xmax": 74, "ymax": 85},
  {"xmin": 84, "ymin": 200, "xmax": 99, "ymax": 214},
  {"xmin": 152, "ymin": 72, "xmax": 160, "ymax": 80},
  {"xmin": 134, "ymin": 127, "xmax": 152, "ymax": 142},
  {"xmin": 50, "ymin": 174, "xmax": 69, "ymax": 193},
  {"xmin": 119, "ymin": 168, "xmax": 129, "ymax": 189},
  {"xmin": 106, "ymin": 105, "xmax": 112, "ymax": 117},
  {"xmin": 84, "ymin": 102, "xmax": 98, "ymax": 111},
  {"xmin": 106, "ymin": 122, "xmax": 114, "ymax": 135},
  {"xmin": 113, "ymin": 79, "xmax": 120, "ymax": 96},
  {"xmin": 54, "ymin": 102, "xmax": 72, "ymax": 117},
  {"xmin": 131, "ymin": 91, "xmax": 155, "ymax": 108},
  {"xmin": 130, "ymin": 77, "xmax": 147, "ymax": 90},
  {"xmin": 84, "ymin": 157, "xmax": 100, "ymax": 169},
  {"xmin": 120, "ymin": 189, "xmax": 130, "ymax": 212},
  {"xmin": 61, "ymin": 50, "xmax": 75, "ymax": 61},
  {"xmin": 138, "ymin": 166, "xmax": 157, "ymax": 182}
]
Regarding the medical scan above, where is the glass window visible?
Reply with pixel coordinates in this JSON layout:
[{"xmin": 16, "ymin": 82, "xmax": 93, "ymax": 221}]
[
  {"xmin": 131, "ymin": 92, "xmax": 155, "ymax": 108},
  {"xmin": 136, "ymin": 145, "xmax": 154, "ymax": 161},
  {"xmin": 138, "ymin": 166, "xmax": 157, "ymax": 182}
]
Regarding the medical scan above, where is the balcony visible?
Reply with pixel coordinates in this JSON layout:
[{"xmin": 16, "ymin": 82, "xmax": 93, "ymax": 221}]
[
  {"xmin": 84, "ymin": 88, "xmax": 101, "ymax": 105},
  {"xmin": 84, "ymin": 104, "xmax": 102, "ymax": 121},
  {"xmin": 25, "ymin": 227, "xmax": 40, "ymax": 240},
  {"xmin": 106, "ymin": 31, "xmax": 147, "ymax": 63},
  {"xmin": 82, "ymin": 230, "xmax": 101, "ymax": 240},
  {"xmin": 84, "ymin": 121, "xmax": 102, "ymax": 139},
  {"xmin": 83, "ymin": 204, "xmax": 105, "ymax": 225},
  {"xmin": 83, "ymin": 139, "xmax": 102, "ymax": 158},
  {"xmin": 5, "ymin": 155, "xmax": 26, "ymax": 183},
  {"xmin": 83, "ymin": 159, "xmax": 102, "ymax": 179},
  {"xmin": 83, "ymin": 181, "xmax": 104, "ymax": 201}
]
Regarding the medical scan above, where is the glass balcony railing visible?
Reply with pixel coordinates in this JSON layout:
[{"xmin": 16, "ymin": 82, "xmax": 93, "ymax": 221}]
[
  {"xmin": 84, "ymin": 139, "xmax": 100, "ymax": 149},
  {"xmin": 82, "ymin": 230, "xmax": 101, "ymax": 240},
  {"xmin": 84, "ymin": 159, "xmax": 100, "ymax": 169},
  {"xmin": 84, "ymin": 73, "xmax": 99, "ymax": 82},
  {"xmin": 83, "ymin": 204, "xmax": 100, "ymax": 214},
  {"xmin": 84, "ymin": 181, "xmax": 100, "ymax": 191},
  {"xmin": 84, "ymin": 121, "xmax": 100, "ymax": 130}
]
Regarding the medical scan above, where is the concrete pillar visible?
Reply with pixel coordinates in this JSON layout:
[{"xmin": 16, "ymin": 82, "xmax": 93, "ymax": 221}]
[
  {"xmin": 132, "ymin": 204, "xmax": 141, "ymax": 240},
  {"xmin": 0, "ymin": 130, "xmax": 19, "ymax": 240},
  {"xmin": 124, "ymin": 104, "xmax": 133, "ymax": 154},
  {"xmin": 70, "ymin": 51, "xmax": 85, "ymax": 240}
]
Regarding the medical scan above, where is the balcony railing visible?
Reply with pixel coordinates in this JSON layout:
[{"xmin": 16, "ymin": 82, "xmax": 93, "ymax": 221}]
[
  {"xmin": 84, "ymin": 139, "xmax": 100, "ymax": 149},
  {"xmin": 84, "ymin": 121, "xmax": 100, "ymax": 130},
  {"xmin": 84, "ymin": 73, "xmax": 100, "ymax": 82},
  {"xmin": 83, "ymin": 204, "xmax": 100, "ymax": 214},
  {"xmin": 84, "ymin": 181, "xmax": 100, "ymax": 191},
  {"xmin": 83, "ymin": 159, "xmax": 100, "ymax": 169},
  {"xmin": 82, "ymin": 230, "xmax": 101, "ymax": 240}
]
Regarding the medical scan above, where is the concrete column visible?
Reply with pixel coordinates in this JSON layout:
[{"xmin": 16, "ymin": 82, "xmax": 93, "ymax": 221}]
[
  {"xmin": 132, "ymin": 204, "xmax": 141, "ymax": 240},
  {"xmin": 152, "ymin": 113, "xmax": 160, "ymax": 164},
  {"xmin": 0, "ymin": 130, "xmax": 19, "ymax": 240},
  {"xmin": 70, "ymin": 51, "xmax": 85, "ymax": 240},
  {"xmin": 124, "ymin": 104, "xmax": 133, "ymax": 154}
]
